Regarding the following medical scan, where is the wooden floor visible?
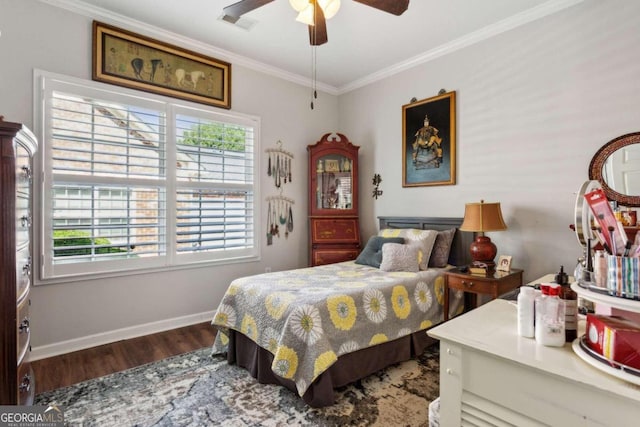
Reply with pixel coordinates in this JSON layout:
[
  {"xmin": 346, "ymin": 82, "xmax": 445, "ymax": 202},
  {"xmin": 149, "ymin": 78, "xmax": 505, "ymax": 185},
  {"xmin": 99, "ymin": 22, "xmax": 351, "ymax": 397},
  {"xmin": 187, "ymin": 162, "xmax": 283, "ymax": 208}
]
[{"xmin": 31, "ymin": 322, "xmax": 217, "ymax": 394}]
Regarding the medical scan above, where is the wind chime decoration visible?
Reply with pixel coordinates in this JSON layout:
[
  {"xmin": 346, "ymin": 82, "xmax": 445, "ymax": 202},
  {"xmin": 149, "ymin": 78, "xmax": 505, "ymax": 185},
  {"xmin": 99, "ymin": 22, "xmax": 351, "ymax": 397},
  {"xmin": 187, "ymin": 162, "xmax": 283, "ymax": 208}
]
[
  {"xmin": 266, "ymin": 140, "xmax": 294, "ymax": 188},
  {"xmin": 266, "ymin": 194, "xmax": 295, "ymax": 245},
  {"xmin": 265, "ymin": 140, "xmax": 295, "ymax": 245},
  {"xmin": 372, "ymin": 173, "xmax": 383, "ymax": 199}
]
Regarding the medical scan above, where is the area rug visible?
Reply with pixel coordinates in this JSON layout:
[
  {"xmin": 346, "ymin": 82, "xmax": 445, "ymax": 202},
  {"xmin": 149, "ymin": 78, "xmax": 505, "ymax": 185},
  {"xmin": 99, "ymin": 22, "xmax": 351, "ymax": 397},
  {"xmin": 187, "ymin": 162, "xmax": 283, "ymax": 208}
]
[{"xmin": 35, "ymin": 345, "xmax": 440, "ymax": 426}]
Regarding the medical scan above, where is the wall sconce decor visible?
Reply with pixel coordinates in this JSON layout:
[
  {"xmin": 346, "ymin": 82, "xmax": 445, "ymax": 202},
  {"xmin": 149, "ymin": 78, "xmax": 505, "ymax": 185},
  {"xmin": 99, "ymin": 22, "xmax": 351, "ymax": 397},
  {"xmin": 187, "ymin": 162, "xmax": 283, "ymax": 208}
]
[{"xmin": 372, "ymin": 173, "xmax": 383, "ymax": 199}]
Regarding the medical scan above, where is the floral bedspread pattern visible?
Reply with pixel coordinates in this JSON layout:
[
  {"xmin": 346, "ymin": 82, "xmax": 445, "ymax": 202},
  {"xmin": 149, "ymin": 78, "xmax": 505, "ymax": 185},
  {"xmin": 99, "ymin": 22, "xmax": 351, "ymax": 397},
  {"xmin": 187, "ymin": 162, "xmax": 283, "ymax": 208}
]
[{"xmin": 211, "ymin": 261, "xmax": 462, "ymax": 397}]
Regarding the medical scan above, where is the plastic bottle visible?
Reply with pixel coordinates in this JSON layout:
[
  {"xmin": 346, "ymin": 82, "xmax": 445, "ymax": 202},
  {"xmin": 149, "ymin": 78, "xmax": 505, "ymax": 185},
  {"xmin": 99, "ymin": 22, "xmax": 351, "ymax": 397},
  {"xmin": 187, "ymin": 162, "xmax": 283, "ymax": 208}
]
[
  {"xmin": 555, "ymin": 266, "xmax": 577, "ymax": 342},
  {"xmin": 534, "ymin": 284, "xmax": 549, "ymax": 343},
  {"xmin": 539, "ymin": 284, "xmax": 565, "ymax": 347},
  {"xmin": 517, "ymin": 287, "xmax": 536, "ymax": 338}
]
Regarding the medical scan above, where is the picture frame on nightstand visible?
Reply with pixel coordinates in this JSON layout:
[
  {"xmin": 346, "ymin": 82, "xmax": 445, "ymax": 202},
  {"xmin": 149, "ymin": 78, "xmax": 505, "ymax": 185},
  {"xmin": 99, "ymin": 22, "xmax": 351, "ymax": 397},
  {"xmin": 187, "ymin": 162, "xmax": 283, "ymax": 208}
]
[{"xmin": 497, "ymin": 255, "xmax": 512, "ymax": 272}]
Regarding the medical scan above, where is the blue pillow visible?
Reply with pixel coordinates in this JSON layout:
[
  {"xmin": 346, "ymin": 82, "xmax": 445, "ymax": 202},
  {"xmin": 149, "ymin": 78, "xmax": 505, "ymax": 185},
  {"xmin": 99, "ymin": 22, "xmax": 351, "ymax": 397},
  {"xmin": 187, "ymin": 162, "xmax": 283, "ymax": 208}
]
[{"xmin": 355, "ymin": 236, "xmax": 405, "ymax": 268}]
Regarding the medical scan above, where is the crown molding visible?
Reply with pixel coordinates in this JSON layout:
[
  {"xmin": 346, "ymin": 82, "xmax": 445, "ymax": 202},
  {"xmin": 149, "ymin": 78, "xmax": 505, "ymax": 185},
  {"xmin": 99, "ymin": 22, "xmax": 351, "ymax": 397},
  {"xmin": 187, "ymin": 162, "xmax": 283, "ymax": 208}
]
[
  {"xmin": 40, "ymin": 0, "xmax": 584, "ymax": 97},
  {"xmin": 38, "ymin": 0, "xmax": 340, "ymax": 96},
  {"xmin": 337, "ymin": 0, "xmax": 585, "ymax": 94}
]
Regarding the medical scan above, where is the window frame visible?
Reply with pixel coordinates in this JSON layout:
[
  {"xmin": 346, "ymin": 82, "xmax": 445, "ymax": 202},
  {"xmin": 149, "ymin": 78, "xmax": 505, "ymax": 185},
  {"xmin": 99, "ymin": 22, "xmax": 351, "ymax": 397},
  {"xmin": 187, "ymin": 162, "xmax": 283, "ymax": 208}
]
[{"xmin": 34, "ymin": 70, "xmax": 261, "ymax": 284}]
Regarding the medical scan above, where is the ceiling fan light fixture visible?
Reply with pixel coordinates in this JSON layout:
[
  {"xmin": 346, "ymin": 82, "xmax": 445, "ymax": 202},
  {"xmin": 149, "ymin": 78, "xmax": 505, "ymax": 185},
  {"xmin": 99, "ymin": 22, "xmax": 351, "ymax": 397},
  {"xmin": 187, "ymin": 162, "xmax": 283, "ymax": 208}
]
[
  {"xmin": 318, "ymin": 0, "xmax": 340, "ymax": 19},
  {"xmin": 295, "ymin": 4, "xmax": 315, "ymax": 25},
  {"xmin": 294, "ymin": 0, "xmax": 340, "ymax": 25},
  {"xmin": 289, "ymin": 0, "xmax": 309, "ymax": 13}
]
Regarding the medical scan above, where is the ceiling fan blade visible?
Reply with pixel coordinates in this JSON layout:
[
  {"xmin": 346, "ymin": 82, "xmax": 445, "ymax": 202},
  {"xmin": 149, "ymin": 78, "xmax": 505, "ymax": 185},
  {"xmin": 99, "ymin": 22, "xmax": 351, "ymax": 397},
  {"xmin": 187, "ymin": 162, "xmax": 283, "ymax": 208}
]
[
  {"xmin": 222, "ymin": 0, "xmax": 274, "ymax": 23},
  {"xmin": 352, "ymin": 0, "xmax": 409, "ymax": 16},
  {"xmin": 308, "ymin": 0, "xmax": 328, "ymax": 46}
]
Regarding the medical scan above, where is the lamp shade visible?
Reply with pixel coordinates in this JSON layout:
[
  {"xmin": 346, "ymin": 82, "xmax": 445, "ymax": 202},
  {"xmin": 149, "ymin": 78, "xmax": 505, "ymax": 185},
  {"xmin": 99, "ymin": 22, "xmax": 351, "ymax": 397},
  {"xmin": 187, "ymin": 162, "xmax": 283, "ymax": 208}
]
[
  {"xmin": 459, "ymin": 200, "xmax": 507, "ymax": 269},
  {"xmin": 459, "ymin": 201, "xmax": 507, "ymax": 233}
]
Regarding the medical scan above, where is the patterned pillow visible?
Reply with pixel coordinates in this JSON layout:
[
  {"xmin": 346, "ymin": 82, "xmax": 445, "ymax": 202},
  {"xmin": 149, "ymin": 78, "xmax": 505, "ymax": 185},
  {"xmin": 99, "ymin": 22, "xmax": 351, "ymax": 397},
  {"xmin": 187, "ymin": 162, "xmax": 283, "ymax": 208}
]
[
  {"xmin": 428, "ymin": 228, "xmax": 457, "ymax": 268},
  {"xmin": 355, "ymin": 236, "xmax": 405, "ymax": 268},
  {"xmin": 380, "ymin": 243, "xmax": 420, "ymax": 272},
  {"xmin": 378, "ymin": 228, "xmax": 438, "ymax": 270}
]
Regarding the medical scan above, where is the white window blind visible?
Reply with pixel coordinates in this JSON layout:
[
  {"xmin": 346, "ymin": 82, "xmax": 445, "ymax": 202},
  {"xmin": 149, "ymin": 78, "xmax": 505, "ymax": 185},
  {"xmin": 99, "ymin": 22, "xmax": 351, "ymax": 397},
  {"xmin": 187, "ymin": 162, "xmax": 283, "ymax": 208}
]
[
  {"xmin": 38, "ymin": 72, "xmax": 259, "ymax": 281},
  {"xmin": 175, "ymin": 113, "xmax": 255, "ymax": 259}
]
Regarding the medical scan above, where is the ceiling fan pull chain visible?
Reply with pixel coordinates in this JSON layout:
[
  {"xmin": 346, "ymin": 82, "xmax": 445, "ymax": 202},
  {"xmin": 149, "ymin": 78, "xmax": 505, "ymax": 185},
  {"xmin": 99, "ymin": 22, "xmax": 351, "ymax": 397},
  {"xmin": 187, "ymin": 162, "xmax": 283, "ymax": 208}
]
[
  {"xmin": 314, "ymin": 45, "xmax": 318, "ymax": 100},
  {"xmin": 310, "ymin": 45, "xmax": 315, "ymax": 109},
  {"xmin": 310, "ymin": 13, "xmax": 316, "ymax": 110}
]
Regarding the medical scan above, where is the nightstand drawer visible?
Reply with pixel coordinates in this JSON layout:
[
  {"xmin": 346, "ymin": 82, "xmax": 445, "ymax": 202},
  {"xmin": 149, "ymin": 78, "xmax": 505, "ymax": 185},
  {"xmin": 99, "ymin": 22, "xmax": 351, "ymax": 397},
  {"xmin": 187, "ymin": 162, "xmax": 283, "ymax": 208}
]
[
  {"xmin": 443, "ymin": 268, "xmax": 523, "ymax": 321},
  {"xmin": 446, "ymin": 275, "xmax": 496, "ymax": 294}
]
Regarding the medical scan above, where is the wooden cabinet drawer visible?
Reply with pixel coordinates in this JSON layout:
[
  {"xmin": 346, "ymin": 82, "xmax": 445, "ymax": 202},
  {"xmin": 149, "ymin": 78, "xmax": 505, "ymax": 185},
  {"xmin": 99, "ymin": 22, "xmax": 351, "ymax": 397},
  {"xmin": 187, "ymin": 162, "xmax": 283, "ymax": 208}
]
[
  {"xmin": 312, "ymin": 248, "xmax": 360, "ymax": 266},
  {"xmin": 15, "ymin": 143, "xmax": 32, "ymax": 196},
  {"xmin": 16, "ymin": 194, "xmax": 30, "ymax": 248},
  {"xmin": 17, "ymin": 294, "xmax": 31, "ymax": 365},
  {"xmin": 446, "ymin": 275, "xmax": 497, "ymax": 294},
  {"xmin": 447, "ymin": 272, "xmax": 521, "ymax": 296},
  {"xmin": 16, "ymin": 246, "xmax": 31, "ymax": 302},
  {"xmin": 17, "ymin": 362, "xmax": 34, "ymax": 406},
  {"xmin": 311, "ymin": 218, "xmax": 360, "ymax": 244}
]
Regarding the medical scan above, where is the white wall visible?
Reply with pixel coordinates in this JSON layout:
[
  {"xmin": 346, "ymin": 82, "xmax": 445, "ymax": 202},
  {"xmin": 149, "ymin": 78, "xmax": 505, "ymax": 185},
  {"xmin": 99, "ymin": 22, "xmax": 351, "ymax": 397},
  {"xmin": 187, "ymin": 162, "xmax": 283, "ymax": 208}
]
[
  {"xmin": 339, "ymin": 0, "xmax": 640, "ymax": 282},
  {"xmin": 3, "ymin": 0, "xmax": 639, "ymax": 355},
  {"xmin": 0, "ymin": 0, "xmax": 337, "ymax": 355}
]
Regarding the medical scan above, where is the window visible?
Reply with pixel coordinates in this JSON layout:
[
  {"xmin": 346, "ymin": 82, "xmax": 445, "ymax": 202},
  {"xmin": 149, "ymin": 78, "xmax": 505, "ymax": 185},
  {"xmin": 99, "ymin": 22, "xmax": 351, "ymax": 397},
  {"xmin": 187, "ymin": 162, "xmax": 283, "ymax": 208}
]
[{"xmin": 37, "ymin": 72, "xmax": 259, "ymax": 280}]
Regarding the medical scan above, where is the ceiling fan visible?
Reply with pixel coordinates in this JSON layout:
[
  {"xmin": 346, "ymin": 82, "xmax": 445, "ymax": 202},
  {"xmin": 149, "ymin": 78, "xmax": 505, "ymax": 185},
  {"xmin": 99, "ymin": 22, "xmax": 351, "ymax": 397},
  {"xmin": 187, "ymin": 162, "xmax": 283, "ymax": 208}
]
[{"xmin": 222, "ymin": 0, "xmax": 410, "ymax": 46}]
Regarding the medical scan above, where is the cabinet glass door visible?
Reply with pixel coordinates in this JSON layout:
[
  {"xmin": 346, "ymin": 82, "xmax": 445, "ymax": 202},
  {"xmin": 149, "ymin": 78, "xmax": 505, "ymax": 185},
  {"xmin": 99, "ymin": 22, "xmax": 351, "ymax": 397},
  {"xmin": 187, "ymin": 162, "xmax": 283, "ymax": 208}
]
[{"xmin": 315, "ymin": 154, "xmax": 353, "ymax": 210}]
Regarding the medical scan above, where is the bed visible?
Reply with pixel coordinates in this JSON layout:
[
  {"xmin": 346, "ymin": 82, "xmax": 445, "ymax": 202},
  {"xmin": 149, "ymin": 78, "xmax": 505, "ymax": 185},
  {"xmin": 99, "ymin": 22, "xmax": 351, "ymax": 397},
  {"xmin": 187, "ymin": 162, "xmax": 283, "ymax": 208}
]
[{"xmin": 210, "ymin": 216, "xmax": 473, "ymax": 407}]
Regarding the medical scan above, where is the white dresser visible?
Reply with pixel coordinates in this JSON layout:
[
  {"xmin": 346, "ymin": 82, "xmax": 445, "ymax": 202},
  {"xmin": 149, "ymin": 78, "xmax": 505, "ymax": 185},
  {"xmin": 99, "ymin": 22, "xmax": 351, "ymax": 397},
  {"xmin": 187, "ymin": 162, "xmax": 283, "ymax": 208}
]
[{"xmin": 428, "ymin": 299, "xmax": 640, "ymax": 426}]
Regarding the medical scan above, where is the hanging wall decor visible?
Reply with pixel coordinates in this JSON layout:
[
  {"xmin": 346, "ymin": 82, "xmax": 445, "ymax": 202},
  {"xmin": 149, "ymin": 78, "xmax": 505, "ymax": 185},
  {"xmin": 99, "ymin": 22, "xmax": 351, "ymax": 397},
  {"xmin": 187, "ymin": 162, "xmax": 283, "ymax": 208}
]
[
  {"xmin": 92, "ymin": 21, "xmax": 231, "ymax": 109},
  {"xmin": 372, "ymin": 173, "xmax": 383, "ymax": 199},
  {"xmin": 402, "ymin": 91, "xmax": 456, "ymax": 187},
  {"xmin": 266, "ymin": 140, "xmax": 294, "ymax": 188},
  {"xmin": 265, "ymin": 194, "xmax": 295, "ymax": 245}
]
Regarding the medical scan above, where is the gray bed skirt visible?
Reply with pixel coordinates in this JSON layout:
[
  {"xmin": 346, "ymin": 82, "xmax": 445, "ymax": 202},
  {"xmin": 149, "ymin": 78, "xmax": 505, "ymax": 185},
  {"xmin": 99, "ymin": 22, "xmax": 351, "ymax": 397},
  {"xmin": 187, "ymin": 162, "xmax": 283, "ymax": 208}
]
[{"xmin": 223, "ymin": 328, "xmax": 437, "ymax": 407}]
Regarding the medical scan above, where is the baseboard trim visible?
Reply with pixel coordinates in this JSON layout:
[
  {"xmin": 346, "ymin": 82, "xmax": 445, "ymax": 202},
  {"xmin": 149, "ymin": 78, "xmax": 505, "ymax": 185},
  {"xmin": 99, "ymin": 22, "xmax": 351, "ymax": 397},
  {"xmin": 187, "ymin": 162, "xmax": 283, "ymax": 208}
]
[{"xmin": 29, "ymin": 310, "xmax": 216, "ymax": 361}]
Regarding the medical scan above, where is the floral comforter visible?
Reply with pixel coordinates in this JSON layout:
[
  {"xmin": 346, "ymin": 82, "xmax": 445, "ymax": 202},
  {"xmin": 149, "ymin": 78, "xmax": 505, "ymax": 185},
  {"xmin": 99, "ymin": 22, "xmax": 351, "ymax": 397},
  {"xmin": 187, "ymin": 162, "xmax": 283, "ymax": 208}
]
[{"xmin": 211, "ymin": 261, "xmax": 461, "ymax": 397}]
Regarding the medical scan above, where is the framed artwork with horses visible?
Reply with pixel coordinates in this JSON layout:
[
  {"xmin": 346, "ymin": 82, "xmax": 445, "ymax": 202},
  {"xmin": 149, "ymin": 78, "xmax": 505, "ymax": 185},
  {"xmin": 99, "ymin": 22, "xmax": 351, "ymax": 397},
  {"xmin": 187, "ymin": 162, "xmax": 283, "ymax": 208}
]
[
  {"xmin": 402, "ymin": 91, "xmax": 456, "ymax": 187},
  {"xmin": 92, "ymin": 21, "xmax": 231, "ymax": 109}
]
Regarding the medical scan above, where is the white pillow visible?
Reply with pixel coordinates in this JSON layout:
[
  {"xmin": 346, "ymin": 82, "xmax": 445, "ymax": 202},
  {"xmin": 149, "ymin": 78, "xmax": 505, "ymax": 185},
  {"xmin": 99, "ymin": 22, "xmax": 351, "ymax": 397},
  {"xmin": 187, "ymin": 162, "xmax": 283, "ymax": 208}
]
[
  {"xmin": 378, "ymin": 228, "xmax": 438, "ymax": 270},
  {"xmin": 380, "ymin": 243, "xmax": 420, "ymax": 272}
]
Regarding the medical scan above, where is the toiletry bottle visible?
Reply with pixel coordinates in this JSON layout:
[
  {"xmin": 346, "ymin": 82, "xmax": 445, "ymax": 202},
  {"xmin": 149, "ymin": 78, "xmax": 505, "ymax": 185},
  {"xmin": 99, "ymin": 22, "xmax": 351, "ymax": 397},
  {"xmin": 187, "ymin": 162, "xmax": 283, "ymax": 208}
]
[
  {"xmin": 517, "ymin": 287, "xmax": 536, "ymax": 338},
  {"xmin": 540, "ymin": 284, "xmax": 565, "ymax": 347},
  {"xmin": 534, "ymin": 284, "xmax": 549, "ymax": 343},
  {"xmin": 556, "ymin": 266, "xmax": 577, "ymax": 342}
]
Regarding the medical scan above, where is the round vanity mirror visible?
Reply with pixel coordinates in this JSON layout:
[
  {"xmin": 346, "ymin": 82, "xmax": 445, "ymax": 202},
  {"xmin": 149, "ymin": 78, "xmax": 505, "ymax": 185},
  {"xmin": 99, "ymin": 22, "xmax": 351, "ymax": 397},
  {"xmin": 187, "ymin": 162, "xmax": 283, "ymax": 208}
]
[
  {"xmin": 589, "ymin": 132, "xmax": 640, "ymax": 207},
  {"xmin": 574, "ymin": 180, "xmax": 601, "ymax": 248}
]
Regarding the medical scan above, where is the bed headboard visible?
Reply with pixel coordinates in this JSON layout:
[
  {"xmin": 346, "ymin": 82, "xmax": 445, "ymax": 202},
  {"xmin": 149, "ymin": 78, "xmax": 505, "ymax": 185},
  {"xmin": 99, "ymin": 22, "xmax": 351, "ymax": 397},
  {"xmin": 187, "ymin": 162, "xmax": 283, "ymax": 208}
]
[{"xmin": 377, "ymin": 216, "xmax": 473, "ymax": 267}]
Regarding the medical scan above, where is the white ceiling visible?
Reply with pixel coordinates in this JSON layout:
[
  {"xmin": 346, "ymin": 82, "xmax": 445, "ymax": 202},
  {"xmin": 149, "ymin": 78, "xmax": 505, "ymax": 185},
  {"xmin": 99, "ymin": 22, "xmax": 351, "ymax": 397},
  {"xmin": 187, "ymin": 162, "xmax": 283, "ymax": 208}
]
[{"xmin": 46, "ymin": 0, "xmax": 583, "ymax": 93}]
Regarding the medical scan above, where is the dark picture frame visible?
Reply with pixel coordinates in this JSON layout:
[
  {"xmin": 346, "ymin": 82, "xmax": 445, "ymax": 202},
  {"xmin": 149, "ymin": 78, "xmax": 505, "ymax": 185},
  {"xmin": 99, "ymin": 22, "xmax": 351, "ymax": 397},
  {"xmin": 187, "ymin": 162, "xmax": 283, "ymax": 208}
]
[
  {"xmin": 402, "ymin": 91, "xmax": 456, "ymax": 187},
  {"xmin": 92, "ymin": 21, "xmax": 231, "ymax": 109}
]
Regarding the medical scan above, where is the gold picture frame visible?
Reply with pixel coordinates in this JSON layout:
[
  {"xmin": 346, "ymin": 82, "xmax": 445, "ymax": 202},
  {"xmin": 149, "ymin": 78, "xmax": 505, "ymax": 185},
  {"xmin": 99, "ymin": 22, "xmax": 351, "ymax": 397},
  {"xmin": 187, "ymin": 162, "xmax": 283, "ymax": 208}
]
[
  {"xmin": 324, "ymin": 159, "xmax": 340, "ymax": 173},
  {"xmin": 402, "ymin": 91, "xmax": 456, "ymax": 187},
  {"xmin": 92, "ymin": 21, "xmax": 231, "ymax": 109}
]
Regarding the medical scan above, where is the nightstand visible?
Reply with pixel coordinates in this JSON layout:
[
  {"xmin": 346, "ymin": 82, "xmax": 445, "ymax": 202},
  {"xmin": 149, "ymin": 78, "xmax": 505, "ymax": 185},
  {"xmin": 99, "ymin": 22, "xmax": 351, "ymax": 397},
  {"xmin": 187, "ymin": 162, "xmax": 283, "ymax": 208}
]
[{"xmin": 443, "ymin": 267, "xmax": 523, "ymax": 320}]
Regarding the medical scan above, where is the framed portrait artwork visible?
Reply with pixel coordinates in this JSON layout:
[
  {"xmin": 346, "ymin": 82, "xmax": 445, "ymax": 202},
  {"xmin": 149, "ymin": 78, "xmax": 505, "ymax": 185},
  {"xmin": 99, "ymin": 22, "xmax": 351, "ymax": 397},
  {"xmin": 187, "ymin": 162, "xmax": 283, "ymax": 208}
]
[
  {"xmin": 402, "ymin": 91, "xmax": 456, "ymax": 187},
  {"xmin": 93, "ymin": 21, "xmax": 231, "ymax": 109}
]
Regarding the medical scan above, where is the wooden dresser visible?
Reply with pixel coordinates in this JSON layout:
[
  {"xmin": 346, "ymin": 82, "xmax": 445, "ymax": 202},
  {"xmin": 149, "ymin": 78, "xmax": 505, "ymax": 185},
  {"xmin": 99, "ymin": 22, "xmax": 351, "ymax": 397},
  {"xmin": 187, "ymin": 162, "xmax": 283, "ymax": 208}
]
[
  {"xmin": 0, "ymin": 119, "xmax": 37, "ymax": 405},
  {"xmin": 308, "ymin": 133, "xmax": 360, "ymax": 266}
]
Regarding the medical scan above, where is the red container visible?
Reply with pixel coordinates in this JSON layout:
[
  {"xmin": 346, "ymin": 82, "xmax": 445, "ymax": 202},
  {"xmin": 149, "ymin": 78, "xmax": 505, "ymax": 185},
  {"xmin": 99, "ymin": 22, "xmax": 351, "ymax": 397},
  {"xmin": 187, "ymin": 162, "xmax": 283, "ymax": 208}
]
[{"xmin": 586, "ymin": 314, "xmax": 640, "ymax": 370}]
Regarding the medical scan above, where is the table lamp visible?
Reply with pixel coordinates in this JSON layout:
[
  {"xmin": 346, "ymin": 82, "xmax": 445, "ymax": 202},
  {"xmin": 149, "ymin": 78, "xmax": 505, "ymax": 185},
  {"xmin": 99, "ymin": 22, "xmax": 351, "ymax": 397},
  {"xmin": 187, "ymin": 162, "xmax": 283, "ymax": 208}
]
[{"xmin": 459, "ymin": 200, "xmax": 507, "ymax": 269}]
